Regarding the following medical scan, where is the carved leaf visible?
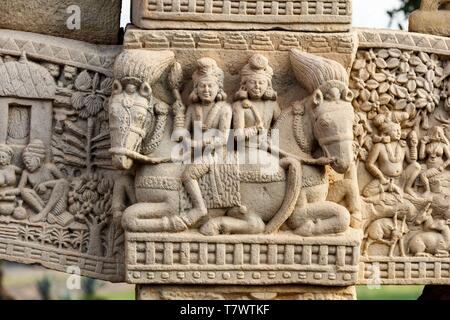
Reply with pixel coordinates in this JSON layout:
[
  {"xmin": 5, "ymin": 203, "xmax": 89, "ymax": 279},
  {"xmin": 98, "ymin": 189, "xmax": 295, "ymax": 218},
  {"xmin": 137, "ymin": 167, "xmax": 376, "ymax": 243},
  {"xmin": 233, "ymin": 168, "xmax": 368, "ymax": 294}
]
[
  {"xmin": 360, "ymin": 89, "xmax": 370, "ymax": 102},
  {"xmin": 397, "ymin": 73, "xmax": 408, "ymax": 84},
  {"xmin": 366, "ymin": 62, "xmax": 376, "ymax": 75},
  {"xmin": 386, "ymin": 58, "xmax": 400, "ymax": 69},
  {"xmin": 388, "ymin": 49, "xmax": 402, "ymax": 58},
  {"xmin": 415, "ymin": 63, "xmax": 428, "ymax": 74},
  {"xmin": 100, "ymin": 77, "xmax": 114, "ymax": 95},
  {"xmin": 360, "ymin": 101, "xmax": 373, "ymax": 112},
  {"xmin": 359, "ymin": 68, "xmax": 370, "ymax": 81},
  {"xmin": 407, "ymin": 80, "xmax": 417, "ymax": 92},
  {"xmin": 415, "ymin": 98, "xmax": 428, "ymax": 109},
  {"xmin": 409, "ymin": 56, "xmax": 422, "ymax": 66},
  {"xmin": 366, "ymin": 80, "xmax": 380, "ymax": 90},
  {"xmin": 74, "ymin": 70, "xmax": 92, "ymax": 91},
  {"xmin": 375, "ymin": 58, "xmax": 387, "ymax": 69},
  {"xmin": 417, "ymin": 88, "xmax": 428, "ymax": 98},
  {"xmin": 377, "ymin": 49, "xmax": 389, "ymax": 59},
  {"xmin": 84, "ymin": 94, "xmax": 104, "ymax": 117},
  {"xmin": 379, "ymin": 93, "xmax": 392, "ymax": 105},
  {"xmin": 71, "ymin": 92, "xmax": 87, "ymax": 110},
  {"xmin": 395, "ymin": 99, "xmax": 408, "ymax": 110},
  {"xmin": 373, "ymin": 73, "xmax": 387, "ymax": 83},
  {"xmin": 370, "ymin": 90, "xmax": 379, "ymax": 103},
  {"xmin": 395, "ymin": 85, "xmax": 409, "ymax": 99},
  {"xmin": 92, "ymin": 73, "xmax": 100, "ymax": 91},
  {"xmin": 378, "ymin": 82, "xmax": 390, "ymax": 93}
]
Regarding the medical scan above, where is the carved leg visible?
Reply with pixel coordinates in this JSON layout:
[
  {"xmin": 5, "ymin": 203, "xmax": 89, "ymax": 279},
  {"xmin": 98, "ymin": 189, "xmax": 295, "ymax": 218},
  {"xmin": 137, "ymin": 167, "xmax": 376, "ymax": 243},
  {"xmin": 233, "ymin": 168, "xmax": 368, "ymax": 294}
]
[
  {"xmin": 419, "ymin": 172, "xmax": 431, "ymax": 194},
  {"xmin": 122, "ymin": 202, "xmax": 185, "ymax": 232},
  {"xmin": 30, "ymin": 179, "xmax": 69, "ymax": 223},
  {"xmin": 362, "ymin": 238, "xmax": 374, "ymax": 256},
  {"xmin": 20, "ymin": 188, "xmax": 45, "ymax": 214},
  {"xmin": 181, "ymin": 178, "xmax": 208, "ymax": 226},
  {"xmin": 389, "ymin": 239, "xmax": 398, "ymax": 257},
  {"xmin": 327, "ymin": 179, "xmax": 362, "ymax": 229},
  {"xmin": 404, "ymin": 162, "xmax": 421, "ymax": 196},
  {"xmin": 288, "ymin": 201, "xmax": 350, "ymax": 237},
  {"xmin": 180, "ymin": 165, "xmax": 209, "ymax": 227},
  {"xmin": 199, "ymin": 206, "xmax": 265, "ymax": 236}
]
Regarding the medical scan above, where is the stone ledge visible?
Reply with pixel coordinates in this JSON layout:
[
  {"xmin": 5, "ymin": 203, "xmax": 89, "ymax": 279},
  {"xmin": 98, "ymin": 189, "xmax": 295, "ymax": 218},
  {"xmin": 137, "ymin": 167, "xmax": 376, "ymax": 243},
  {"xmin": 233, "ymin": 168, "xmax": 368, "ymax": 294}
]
[{"xmin": 125, "ymin": 229, "xmax": 362, "ymax": 286}]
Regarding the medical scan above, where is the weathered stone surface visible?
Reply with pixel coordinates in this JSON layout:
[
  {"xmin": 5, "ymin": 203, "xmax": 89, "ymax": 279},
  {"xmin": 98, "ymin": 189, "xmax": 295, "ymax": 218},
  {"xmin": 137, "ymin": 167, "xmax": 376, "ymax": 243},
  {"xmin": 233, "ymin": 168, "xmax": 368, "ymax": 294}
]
[
  {"xmin": 136, "ymin": 284, "xmax": 357, "ymax": 300},
  {"xmin": 0, "ymin": 31, "xmax": 124, "ymax": 282},
  {"xmin": 409, "ymin": 0, "xmax": 450, "ymax": 37},
  {"xmin": 0, "ymin": 0, "xmax": 122, "ymax": 45},
  {"xmin": 132, "ymin": 0, "xmax": 352, "ymax": 32},
  {"xmin": 352, "ymin": 29, "xmax": 450, "ymax": 285}
]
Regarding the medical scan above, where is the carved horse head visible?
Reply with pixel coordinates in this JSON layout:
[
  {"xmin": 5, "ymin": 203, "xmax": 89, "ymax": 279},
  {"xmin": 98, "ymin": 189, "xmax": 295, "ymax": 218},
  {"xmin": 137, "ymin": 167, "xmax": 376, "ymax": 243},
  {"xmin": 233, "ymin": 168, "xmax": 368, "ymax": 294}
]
[
  {"xmin": 108, "ymin": 50, "xmax": 174, "ymax": 170},
  {"xmin": 290, "ymin": 49, "xmax": 355, "ymax": 174}
]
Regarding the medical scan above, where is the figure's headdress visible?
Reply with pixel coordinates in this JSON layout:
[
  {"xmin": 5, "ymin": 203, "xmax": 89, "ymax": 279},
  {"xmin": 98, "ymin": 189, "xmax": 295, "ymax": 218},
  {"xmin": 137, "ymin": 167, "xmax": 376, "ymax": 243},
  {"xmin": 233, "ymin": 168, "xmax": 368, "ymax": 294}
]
[
  {"xmin": 23, "ymin": 139, "xmax": 46, "ymax": 160},
  {"xmin": 190, "ymin": 57, "xmax": 227, "ymax": 103},
  {"xmin": 235, "ymin": 54, "xmax": 277, "ymax": 101},
  {"xmin": 0, "ymin": 144, "xmax": 13, "ymax": 159}
]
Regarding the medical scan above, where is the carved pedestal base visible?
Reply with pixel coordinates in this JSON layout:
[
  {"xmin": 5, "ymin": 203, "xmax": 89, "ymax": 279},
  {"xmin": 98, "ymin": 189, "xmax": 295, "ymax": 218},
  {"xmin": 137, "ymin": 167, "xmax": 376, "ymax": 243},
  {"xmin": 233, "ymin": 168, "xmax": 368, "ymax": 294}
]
[{"xmin": 136, "ymin": 285, "xmax": 356, "ymax": 300}]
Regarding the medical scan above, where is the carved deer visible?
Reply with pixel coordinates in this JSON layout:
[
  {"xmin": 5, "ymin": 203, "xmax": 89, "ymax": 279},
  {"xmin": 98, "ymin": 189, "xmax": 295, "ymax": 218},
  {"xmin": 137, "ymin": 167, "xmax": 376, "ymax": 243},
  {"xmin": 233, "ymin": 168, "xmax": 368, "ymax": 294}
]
[
  {"xmin": 409, "ymin": 219, "xmax": 450, "ymax": 257},
  {"xmin": 363, "ymin": 212, "xmax": 409, "ymax": 257}
]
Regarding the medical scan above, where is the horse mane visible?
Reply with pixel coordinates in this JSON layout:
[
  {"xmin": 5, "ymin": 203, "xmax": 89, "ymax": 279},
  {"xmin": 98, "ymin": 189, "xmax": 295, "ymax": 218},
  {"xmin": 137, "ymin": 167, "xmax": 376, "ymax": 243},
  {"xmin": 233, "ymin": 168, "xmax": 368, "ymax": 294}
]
[{"xmin": 290, "ymin": 49, "xmax": 349, "ymax": 94}]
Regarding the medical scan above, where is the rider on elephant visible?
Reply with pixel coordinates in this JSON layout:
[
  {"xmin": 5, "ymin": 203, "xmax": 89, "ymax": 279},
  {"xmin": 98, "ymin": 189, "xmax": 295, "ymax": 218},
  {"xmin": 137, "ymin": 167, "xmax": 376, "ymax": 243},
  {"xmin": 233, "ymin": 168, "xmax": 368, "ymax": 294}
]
[
  {"xmin": 233, "ymin": 54, "xmax": 281, "ymax": 145},
  {"xmin": 178, "ymin": 57, "xmax": 233, "ymax": 229}
]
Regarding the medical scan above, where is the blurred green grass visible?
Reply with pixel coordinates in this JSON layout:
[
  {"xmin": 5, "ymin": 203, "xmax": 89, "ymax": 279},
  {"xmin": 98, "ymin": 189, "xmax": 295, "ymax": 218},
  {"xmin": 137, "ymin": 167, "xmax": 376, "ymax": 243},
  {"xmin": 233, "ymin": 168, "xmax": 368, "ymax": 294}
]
[
  {"xmin": 98, "ymin": 287, "xmax": 424, "ymax": 300},
  {"xmin": 356, "ymin": 285, "xmax": 424, "ymax": 300}
]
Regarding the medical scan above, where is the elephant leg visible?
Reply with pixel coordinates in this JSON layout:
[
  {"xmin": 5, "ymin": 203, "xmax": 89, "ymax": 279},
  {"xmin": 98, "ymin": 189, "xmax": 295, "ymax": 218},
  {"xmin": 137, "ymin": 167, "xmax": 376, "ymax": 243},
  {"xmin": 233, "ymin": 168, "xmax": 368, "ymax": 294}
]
[
  {"xmin": 288, "ymin": 201, "xmax": 350, "ymax": 237},
  {"xmin": 200, "ymin": 206, "xmax": 265, "ymax": 236},
  {"xmin": 328, "ymin": 179, "xmax": 363, "ymax": 229},
  {"xmin": 122, "ymin": 202, "xmax": 185, "ymax": 233}
]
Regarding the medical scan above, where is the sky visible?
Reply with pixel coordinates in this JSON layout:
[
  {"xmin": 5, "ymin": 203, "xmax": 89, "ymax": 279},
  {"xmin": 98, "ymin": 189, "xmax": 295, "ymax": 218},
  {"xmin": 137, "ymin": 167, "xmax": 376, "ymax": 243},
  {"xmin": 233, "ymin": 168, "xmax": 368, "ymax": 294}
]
[{"xmin": 120, "ymin": 0, "xmax": 407, "ymax": 30}]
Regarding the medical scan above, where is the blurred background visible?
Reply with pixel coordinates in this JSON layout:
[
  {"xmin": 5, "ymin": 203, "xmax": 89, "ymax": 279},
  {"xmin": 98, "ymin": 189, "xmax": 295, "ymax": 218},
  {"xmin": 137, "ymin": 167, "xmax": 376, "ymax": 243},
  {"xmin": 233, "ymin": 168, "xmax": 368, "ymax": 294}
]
[{"xmin": 1, "ymin": 0, "xmax": 425, "ymax": 301}]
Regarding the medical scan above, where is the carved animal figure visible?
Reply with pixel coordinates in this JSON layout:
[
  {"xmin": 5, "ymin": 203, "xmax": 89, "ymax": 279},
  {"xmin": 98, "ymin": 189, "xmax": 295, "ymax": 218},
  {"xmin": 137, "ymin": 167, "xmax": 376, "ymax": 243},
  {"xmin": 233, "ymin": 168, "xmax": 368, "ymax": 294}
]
[
  {"xmin": 409, "ymin": 219, "xmax": 450, "ymax": 257},
  {"xmin": 362, "ymin": 213, "xmax": 409, "ymax": 257},
  {"xmin": 108, "ymin": 49, "xmax": 357, "ymax": 236}
]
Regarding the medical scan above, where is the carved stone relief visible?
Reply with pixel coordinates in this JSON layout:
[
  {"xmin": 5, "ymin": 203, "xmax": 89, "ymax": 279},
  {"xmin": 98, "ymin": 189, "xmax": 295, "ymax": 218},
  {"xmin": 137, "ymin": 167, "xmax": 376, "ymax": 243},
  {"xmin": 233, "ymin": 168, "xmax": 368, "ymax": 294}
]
[
  {"xmin": 351, "ymin": 30, "xmax": 450, "ymax": 285},
  {"xmin": 113, "ymin": 22, "xmax": 362, "ymax": 288},
  {"xmin": 0, "ymin": 32, "xmax": 125, "ymax": 282},
  {"xmin": 409, "ymin": 0, "xmax": 450, "ymax": 37},
  {"xmin": 131, "ymin": 0, "xmax": 352, "ymax": 32},
  {"xmin": 0, "ymin": 0, "xmax": 122, "ymax": 45}
]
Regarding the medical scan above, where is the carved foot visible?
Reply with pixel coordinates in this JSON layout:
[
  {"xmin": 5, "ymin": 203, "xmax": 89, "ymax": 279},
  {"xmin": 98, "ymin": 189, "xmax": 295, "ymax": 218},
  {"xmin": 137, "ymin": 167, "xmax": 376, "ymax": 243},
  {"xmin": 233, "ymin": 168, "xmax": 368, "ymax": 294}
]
[
  {"xmin": 415, "ymin": 252, "xmax": 432, "ymax": 257},
  {"xmin": 294, "ymin": 220, "xmax": 316, "ymax": 237},
  {"xmin": 199, "ymin": 221, "xmax": 221, "ymax": 236},
  {"xmin": 168, "ymin": 216, "xmax": 189, "ymax": 233},
  {"xmin": 29, "ymin": 212, "xmax": 48, "ymax": 223},
  {"xmin": 435, "ymin": 250, "xmax": 450, "ymax": 258}
]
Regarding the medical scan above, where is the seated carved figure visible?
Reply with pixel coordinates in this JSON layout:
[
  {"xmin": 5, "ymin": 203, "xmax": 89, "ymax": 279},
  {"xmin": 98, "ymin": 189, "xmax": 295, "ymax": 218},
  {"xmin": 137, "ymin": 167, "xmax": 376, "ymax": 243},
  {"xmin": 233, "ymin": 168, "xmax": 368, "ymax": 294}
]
[
  {"xmin": 0, "ymin": 144, "xmax": 21, "ymax": 216},
  {"xmin": 233, "ymin": 54, "xmax": 281, "ymax": 143},
  {"xmin": 419, "ymin": 126, "xmax": 450, "ymax": 194},
  {"xmin": 178, "ymin": 57, "xmax": 233, "ymax": 230},
  {"xmin": 363, "ymin": 119, "xmax": 421, "ymax": 199},
  {"xmin": 18, "ymin": 140, "xmax": 70, "ymax": 223}
]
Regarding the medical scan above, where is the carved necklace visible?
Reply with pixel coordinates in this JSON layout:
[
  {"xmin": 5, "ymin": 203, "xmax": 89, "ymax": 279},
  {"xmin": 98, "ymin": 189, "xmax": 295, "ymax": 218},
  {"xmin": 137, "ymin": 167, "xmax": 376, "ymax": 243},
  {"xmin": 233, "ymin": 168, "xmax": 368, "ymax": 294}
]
[
  {"xmin": 243, "ymin": 99, "xmax": 265, "ymax": 128},
  {"xmin": 385, "ymin": 142, "xmax": 403, "ymax": 163},
  {"xmin": 194, "ymin": 102, "xmax": 222, "ymax": 131}
]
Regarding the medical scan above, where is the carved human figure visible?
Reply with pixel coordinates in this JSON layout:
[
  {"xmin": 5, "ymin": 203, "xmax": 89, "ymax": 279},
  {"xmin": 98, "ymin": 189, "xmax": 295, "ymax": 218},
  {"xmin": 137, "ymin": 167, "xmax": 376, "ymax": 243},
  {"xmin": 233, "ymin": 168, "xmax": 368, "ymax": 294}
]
[
  {"xmin": 363, "ymin": 119, "xmax": 421, "ymax": 198},
  {"xmin": 0, "ymin": 145, "xmax": 21, "ymax": 216},
  {"xmin": 233, "ymin": 54, "xmax": 281, "ymax": 142},
  {"xmin": 178, "ymin": 57, "xmax": 233, "ymax": 229},
  {"xmin": 18, "ymin": 140, "xmax": 70, "ymax": 223},
  {"xmin": 419, "ymin": 126, "xmax": 450, "ymax": 194}
]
